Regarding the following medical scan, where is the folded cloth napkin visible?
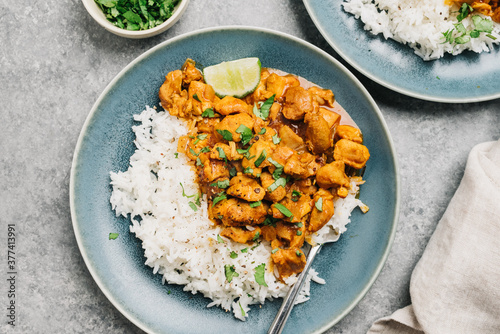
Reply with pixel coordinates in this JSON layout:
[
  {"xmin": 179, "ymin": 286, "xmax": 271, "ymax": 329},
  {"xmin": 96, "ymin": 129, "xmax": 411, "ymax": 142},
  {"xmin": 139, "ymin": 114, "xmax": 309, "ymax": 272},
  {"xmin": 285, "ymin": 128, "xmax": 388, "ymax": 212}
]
[{"xmin": 368, "ymin": 139, "xmax": 500, "ymax": 334}]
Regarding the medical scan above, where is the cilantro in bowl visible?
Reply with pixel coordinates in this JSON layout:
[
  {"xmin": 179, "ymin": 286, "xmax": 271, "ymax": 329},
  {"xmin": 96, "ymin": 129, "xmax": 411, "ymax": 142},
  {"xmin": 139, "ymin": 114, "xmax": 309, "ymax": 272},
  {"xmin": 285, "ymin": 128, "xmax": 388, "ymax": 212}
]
[{"xmin": 94, "ymin": 0, "xmax": 181, "ymax": 31}]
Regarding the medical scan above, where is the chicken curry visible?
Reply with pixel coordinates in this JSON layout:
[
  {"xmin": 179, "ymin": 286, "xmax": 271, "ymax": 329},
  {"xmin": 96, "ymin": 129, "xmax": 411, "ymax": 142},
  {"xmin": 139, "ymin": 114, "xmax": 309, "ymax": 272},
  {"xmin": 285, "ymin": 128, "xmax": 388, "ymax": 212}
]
[
  {"xmin": 448, "ymin": 0, "xmax": 500, "ymax": 22},
  {"xmin": 158, "ymin": 59, "xmax": 370, "ymax": 280}
]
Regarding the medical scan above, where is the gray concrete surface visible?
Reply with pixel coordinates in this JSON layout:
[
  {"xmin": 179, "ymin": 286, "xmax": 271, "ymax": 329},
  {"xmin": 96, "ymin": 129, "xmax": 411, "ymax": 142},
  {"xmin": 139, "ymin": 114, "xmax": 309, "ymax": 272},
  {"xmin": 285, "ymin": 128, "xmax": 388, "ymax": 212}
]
[{"xmin": 1, "ymin": 0, "xmax": 499, "ymax": 333}]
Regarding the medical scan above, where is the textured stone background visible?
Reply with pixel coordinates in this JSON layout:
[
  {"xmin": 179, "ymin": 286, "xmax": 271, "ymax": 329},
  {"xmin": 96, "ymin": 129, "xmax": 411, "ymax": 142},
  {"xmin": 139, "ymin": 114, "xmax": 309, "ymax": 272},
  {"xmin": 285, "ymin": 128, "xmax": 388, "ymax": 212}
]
[{"xmin": 0, "ymin": 0, "xmax": 499, "ymax": 333}]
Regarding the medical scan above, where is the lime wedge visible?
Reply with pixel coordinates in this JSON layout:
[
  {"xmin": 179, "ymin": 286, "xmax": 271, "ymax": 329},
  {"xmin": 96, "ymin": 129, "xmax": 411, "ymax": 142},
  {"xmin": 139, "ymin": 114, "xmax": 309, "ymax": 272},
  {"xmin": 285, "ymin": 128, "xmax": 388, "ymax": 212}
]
[{"xmin": 203, "ymin": 57, "xmax": 261, "ymax": 98}]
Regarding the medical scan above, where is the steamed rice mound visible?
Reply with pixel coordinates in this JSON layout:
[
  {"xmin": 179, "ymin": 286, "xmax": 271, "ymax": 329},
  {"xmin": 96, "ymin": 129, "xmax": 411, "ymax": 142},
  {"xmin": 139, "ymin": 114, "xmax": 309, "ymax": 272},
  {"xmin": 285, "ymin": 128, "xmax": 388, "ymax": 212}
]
[
  {"xmin": 109, "ymin": 106, "xmax": 365, "ymax": 320},
  {"xmin": 343, "ymin": 0, "xmax": 500, "ymax": 60}
]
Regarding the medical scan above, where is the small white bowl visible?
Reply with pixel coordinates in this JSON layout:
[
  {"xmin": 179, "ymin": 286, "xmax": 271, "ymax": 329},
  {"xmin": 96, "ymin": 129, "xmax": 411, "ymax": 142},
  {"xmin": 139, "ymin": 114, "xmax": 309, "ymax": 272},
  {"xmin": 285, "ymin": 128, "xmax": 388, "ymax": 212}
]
[{"xmin": 82, "ymin": 0, "xmax": 189, "ymax": 39}]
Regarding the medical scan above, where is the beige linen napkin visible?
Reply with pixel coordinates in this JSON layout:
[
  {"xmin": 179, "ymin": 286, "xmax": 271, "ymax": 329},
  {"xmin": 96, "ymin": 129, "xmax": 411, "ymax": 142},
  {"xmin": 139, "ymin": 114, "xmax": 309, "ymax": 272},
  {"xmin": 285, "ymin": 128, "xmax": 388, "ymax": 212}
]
[{"xmin": 368, "ymin": 139, "xmax": 500, "ymax": 334}]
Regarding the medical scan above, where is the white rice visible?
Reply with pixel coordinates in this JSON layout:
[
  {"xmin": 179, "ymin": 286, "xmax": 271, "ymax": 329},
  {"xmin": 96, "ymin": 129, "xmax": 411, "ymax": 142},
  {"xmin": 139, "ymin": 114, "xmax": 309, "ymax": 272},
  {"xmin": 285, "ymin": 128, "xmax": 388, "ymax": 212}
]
[
  {"xmin": 110, "ymin": 106, "xmax": 366, "ymax": 320},
  {"xmin": 343, "ymin": 0, "xmax": 500, "ymax": 60}
]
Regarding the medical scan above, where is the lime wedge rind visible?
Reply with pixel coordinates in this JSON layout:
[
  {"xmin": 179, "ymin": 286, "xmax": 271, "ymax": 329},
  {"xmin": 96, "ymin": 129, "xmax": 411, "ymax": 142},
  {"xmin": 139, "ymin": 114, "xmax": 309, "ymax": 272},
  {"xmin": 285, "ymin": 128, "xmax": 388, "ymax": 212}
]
[{"xmin": 203, "ymin": 57, "xmax": 261, "ymax": 98}]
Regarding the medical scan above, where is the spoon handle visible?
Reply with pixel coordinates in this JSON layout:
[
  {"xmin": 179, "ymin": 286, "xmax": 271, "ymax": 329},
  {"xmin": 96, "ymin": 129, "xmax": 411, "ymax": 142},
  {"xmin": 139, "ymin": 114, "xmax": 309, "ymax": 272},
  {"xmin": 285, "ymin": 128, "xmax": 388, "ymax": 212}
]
[{"xmin": 267, "ymin": 244, "xmax": 323, "ymax": 334}]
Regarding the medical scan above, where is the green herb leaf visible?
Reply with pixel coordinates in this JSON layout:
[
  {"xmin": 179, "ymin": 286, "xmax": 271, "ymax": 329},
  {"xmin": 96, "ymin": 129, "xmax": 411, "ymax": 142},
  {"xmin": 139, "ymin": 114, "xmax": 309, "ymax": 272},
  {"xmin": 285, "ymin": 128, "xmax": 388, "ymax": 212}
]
[
  {"xmin": 254, "ymin": 149, "xmax": 267, "ymax": 167},
  {"xmin": 224, "ymin": 264, "xmax": 239, "ymax": 283},
  {"xmin": 235, "ymin": 125, "xmax": 253, "ymax": 146},
  {"xmin": 253, "ymin": 95, "xmax": 275, "ymax": 120},
  {"xmin": 296, "ymin": 250, "xmax": 302, "ymax": 257},
  {"xmin": 254, "ymin": 263, "xmax": 268, "ymax": 287},
  {"xmin": 273, "ymin": 203, "xmax": 293, "ymax": 218},
  {"xmin": 193, "ymin": 133, "xmax": 208, "ymax": 145},
  {"xmin": 315, "ymin": 197, "xmax": 323, "ymax": 212},
  {"xmin": 296, "ymin": 230, "xmax": 302, "ymax": 236},
  {"xmin": 217, "ymin": 129, "xmax": 233, "ymax": 141},
  {"xmin": 291, "ymin": 190, "xmax": 301, "ymax": 202},
  {"xmin": 243, "ymin": 166, "xmax": 254, "ymax": 175},
  {"xmin": 272, "ymin": 134, "xmax": 281, "ymax": 145},
  {"xmin": 180, "ymin": 182, "xmax": 196, "ymax": 198},
  {"xmin": 216, "ymin": 146, "xmax": 226, "ymax": 159},
  {"xmin": 249, "ymin": 201, "xmax": 262, "ymax": 208},
  {"xmin": 108, "ymin": 233, "xmax": 119, "ymax": 240},
  {"xmin": 217, "ymin": 234, "xmax": 224, "ymax": 243},
  {"xmin": 192, "ymin": 93, "xmax": 201, "ymax": 102},
  {"xmin": 263, "ymin": 216, "xmax": 279, "ymax": 227},
  {"xmin": 268, "ymin": 177, "xmax": 287, "ymax": 192},
  {"xmin": 196, "ymin": 157, "xmax": 204, "ymax": 166},
  {"xmin": 174, "ymin": 153, "xmax": 179, "ymax": 158},
  {"xmin": 211, "ymin": 179, "xmax": 230, "ymax": 189},
  {"xmin": 241, "ymin": 247, "xmax": 248, "ymax": 253},
  {"xmin": 229, "ymin": 167, "xmax": 237, "ymax": 177},
  {"xmin": 252, "ymin": 231, "xmax": 260, "ymax": 241},
  {"xmin": 457, "ymin": 3, "xmax": 472, "ymax": 22},
  {"xmin": 258, "ymin": 128, "xmax": 266, "ymax": 135},
  {"xmin": 271, "ymin": 248, "xmax": 279, "ymax": 254},
  {"xmin": 212, "ymin": 192, "xmax": 227, "ymax": 207},
  {"xmin": 230, "ymin": 251, "xmax": 238, "ymax": 259},
  {"xmin": 201, "ymin": 108, "xmax": 215, "ymax": 118},
  {"xmin": 189, "ymin": 148, "xmax": 200, "ymax": 157},
  {"xmin": 188, "ymin": 202, "xmax": 198, "ymax": 212},
  {"xmin": 239, "ymin": 302, "xmax": 246, "ymax": 317},
  {"xmin": 472, "ymin": 15, "xmax": 494, "ymax": 33},
  {"xmin": 455, "ymin": 34, "xmax": 471, "ymax": 44}
]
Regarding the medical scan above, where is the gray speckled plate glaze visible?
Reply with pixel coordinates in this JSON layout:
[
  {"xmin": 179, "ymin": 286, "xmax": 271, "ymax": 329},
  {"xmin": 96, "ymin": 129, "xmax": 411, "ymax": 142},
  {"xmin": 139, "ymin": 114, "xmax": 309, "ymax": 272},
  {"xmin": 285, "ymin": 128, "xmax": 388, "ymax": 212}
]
[
  {"xmin": 70, "ymin": 26, "xmax": 399, "ymax": 334},
  {"xmin": 303, "ymin": 0, "xmax": 500, "ymax": 103}
]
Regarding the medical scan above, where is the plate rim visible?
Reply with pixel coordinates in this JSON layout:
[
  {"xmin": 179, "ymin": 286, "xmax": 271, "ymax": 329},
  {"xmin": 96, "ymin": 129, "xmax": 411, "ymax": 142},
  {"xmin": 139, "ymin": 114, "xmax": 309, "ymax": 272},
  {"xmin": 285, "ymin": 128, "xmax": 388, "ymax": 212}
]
[
  {"xmin": 303, "ymin": 0, "xmax": 500, "ymax": 104},
  {"xmin": 69, "ymin": 25, "xmax": 401, "ymax": 334}
]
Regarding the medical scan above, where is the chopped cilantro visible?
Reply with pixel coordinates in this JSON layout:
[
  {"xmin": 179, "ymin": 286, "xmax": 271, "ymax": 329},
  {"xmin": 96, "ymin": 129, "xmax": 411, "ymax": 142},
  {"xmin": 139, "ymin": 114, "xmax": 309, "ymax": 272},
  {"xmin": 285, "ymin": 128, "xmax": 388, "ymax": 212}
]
[
  {"xmin": 253, "ymin": 95, "xmax": 275, "ymax": 120},
  {"xmin": 188, "ymin": 202, "xmax": 198, "ymax": 212},
  {"xmin": 189, "ymin": 148, "xmax": 199, "ymax": 157},
  {"xmin": 216, "ymin": 129, "xmax": 233, "ymax": 141},
  {"xmin": 252, "ymin": 231, "xmax": 260, "ymax": 241},
  {"xmin": 258, "ymin": 128, "xmax": 266, "ymax": 135},
  {"xmin": 180, "ymin": 182, "xmax": 196, "ymax": 198},
  {"xmin": 291, "ymin": 190, "xmax": 301, "ymax": 202},
  {"xmin": 267, "ymin": 157, "xmax": 283, "ymax": 179},
  {"xmin": 201, "ymin": 108, "xmax": 215, "ymax": 118},
  {"xmin": 239, "ymin": 302, "xmax": 246, "ymax": 317},
  {"xmin": 192, "ymin": 93, "xmax": 201, "ymax": 102},
  {"xmin": 199, "ymin": 146, "xmax": 211, "ymax": 153},
  {"xmin": 273, "ymin": 203, "xmax": 293, "ymax": 218},
  {"xmin": 217, "ymin": 235, "xmax": 225, "ymax": 243},
  {"xmin": 296, "ymin": 230, "xmax": 302, "ymax": 236},
  {"xmin": 216, "ymin": 146, "xmax": 226, "ymax": 159},
  {"xmin": 254, "ymin": 263, "xmax": 268, "ymax": 287},
  {"xmin": 193, "ymin": 133, "xmax": 208, "ymax": 145},
  {"xmin": 241, "ymin": 247, "xmax": 248, "ymax": 253},
  {"xmin": 249, "ymin": 201, "xmax": 262, "ymax": 208},
  {"xmin": 230, "ymin": 251, "xmax": 238, "ymax": 259},
  {"xmin": 229, "ymin": 167, "xmax": 237, "ymax": 177},
  {"xmin": 254, "ymin": 149, "xmax": 267, "ymax": 167},
  {"xmin": 271, "ymin": 248, "xmax": 279, "ymax": 254},
  {"xmin": 196, "ymin": 157, "xmax": 204, "ymax": 167},
  {"xmin": 296, "ymin": 250, "xmax": 302, "ymax": 257},
  {"xmin": 235, "ymin": 125, "xmax": 253, "ymax": 146},
  {"xmin": 174, "ymin": 153, "xmax": 179, "ymax": 158},
  {"xmin": 224, "ymin": 264, "xmax": 239, "ymax": 283},
  {"xmin": 210, "ymin": 179, "xmax": 230, "ymax": 189},
  {"xmin": 212, "ymin": 192, "xmax": 227, "ymax": 207},
  {"xmin": 272, "ymin": 134, "xmax": 281, "ymax": 145},
  {"xmin": 267, "ymin": 177, "xmax": 286, "ymax": 192},
  {"xmin": 457, "ymin": 3, "xmax": 472, "ymax": 22},
  {"xmin": 263, "ymin": 216, "xmax": 279, "ymax": 227},
  {"xmin": 315, "ymin": 197, "xmax": 323, "ymax": 212},
  {"xmin": 243, "ymin": 167, "xmax": 254, "ymax": 175},
  {"xmin": 108, "ymin": 233, "xmax": 119, "ymax": 240}
]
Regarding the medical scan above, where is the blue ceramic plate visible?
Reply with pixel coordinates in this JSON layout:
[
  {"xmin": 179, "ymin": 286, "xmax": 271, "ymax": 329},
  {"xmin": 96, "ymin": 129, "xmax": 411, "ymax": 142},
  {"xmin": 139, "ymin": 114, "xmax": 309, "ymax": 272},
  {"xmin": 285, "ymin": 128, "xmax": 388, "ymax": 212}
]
[
  {"xmin": 303, "ymin": 0, "xmax": 500, "ymax": 103},
  {"xmin": 70, "ymin": 26, "xmax": 399, "ymax": 334}
]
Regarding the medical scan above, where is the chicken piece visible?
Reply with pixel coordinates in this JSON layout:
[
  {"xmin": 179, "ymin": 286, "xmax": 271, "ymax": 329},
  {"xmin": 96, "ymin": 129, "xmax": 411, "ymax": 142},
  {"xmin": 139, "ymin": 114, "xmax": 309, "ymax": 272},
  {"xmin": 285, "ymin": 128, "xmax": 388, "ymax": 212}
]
[
  {"xmin": 290, "ymin": 178, "xmax": 317, "ymax": 196},
  {"xmin": 241, "ymin": 138, "xmax": 276, "ymax": 170},
  {"xmin": 275, "ymin": 221, "xmax": 306, "ymax": 249},
  {"xmin": 265, "ymin": 73, "xmax": 300, "ymax": 101},
  {"xmin": 202, "ymin": 159, "xmax": 230, "ymax": 183},
  {"xmin": 188, "ymin": 81, "xmax": 218, "ymax": 116},
  {"xmin": 260, "ymin": 172, "xmax": 287, "ymax": 202},
  {"xmin": 284, "ymin": 152, "xmax": 323, "ymax": 179},
  {"xmin": 308, "ymin": 189, "xmax": 335, "ymax": 233},
  {"xmin": 159, "ymin": 70, "xmax": 192, "ymax": 118},
  {"xmin": 334, "ymin": 139, "xmax": 370, "ymax": 169},
  {"xmin": 278, "ymin": 125, "xmax": 307, "ymax": 152},
  {"xmin": 214, "ymin": 112, "xmax": 254, "ymax": 143},
  {"xmin": 196, "ymin": 117, "xmax": 221, "ymax": 135},
  {"xmin": 268, "ymin": 102, "xmax": 282, "ymax": 121},
  {"xmin": 308, "ymin": 86, "xmax": 335, "ymax": 107},
  {"xmin": 226, "ymin": 174, "xmax": 265, "ymax": 202},
  {"xmin": 269, "ymin": 145, "xmax": 295, "ymax": 167},
  {"xmin": 214, "ymin": 96, "xmax": 252, "ymax": 115},
  {"xmin": 492, "ymin": 6, "xmax": 500, "ymax": 22},
  {"xmin": 271, "ymin": 195, "xmax": 312, "ymax": 224},
  {"xmin": 471, "ymin": 1, "xmax": 493, "ymax": 16},
  {"xmin": 316, "ymin": 161, "xmax": 350, "ymax": 189},
  {"xmin": 304, "ymin": 111, "xmax": 332, "ymax": 155},
  {"xmin": 212, "ymin": 198, "xmax": 268, "ymax": 226},
  {"xmin": 210, "ymin": 142, "xmax": 243, "ymax": 161},
  {"xmin": 271, "ymin": 247, "xmax": 306, "ymax": 279},
  {"xmin": 282, "ymin": 86, "xmax": 314, "ymax": 121},
  {"xmin": 181, "ymin": 59, "xmax": 203, "ymax": 86},
  {"xmin": 179, "ymin": 133, "xmax": 213, "ymax": 161},
  {"xmin": 245, "ymin": 69, "xmax": 274, "ymax": 104},
  {"xmin": 335, "ymin": 125, "xmax": 363, "ymax": 144},
  {"xmin": 220, "ymin": 226, "xmax": 261, "ymax": 244},
  {"xmin": 261, "ymin": 225, "xmax": 277, "ymax": 242},
  {"xmin": 318, "ymin": 108, "xmax": 341, "ymax": 131}
]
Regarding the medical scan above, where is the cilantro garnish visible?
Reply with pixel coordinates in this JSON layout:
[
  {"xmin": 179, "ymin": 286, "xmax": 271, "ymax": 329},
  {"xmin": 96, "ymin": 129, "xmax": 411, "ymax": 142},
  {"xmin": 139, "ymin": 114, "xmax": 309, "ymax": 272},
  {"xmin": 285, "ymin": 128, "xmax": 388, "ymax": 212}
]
[
  {"xmin": 210, "ymin": 179, "xmax": 230, "ymax": 189},
  {"xmin": 271, "ymin": 248, "xmax": 279, "ymax": 254},
  {"xmin": 272, "ymin": 134, "xmax": 281, "ymax": 145},
  {"xmin": 267, "ymin": 177, "xmax": 286, "ymax": 192},
  {"xmin": 241, "ymin": 247, "xmax": 248, "ymax": 253},
  {"xmin": 252, "ymin": 231, "xmax": 260, "ymax": 241},
  {"xmin": 235, "ymin": 125, "xmax": 253, "ymax": 146},
  {"xmin": 192, "ymin": 93, "xmax": 201, "ymax": 102},
  {"xmin": 189, "ymin": 148, "xmax": 199, "ymax": 157},
  {"xmin": 188, "ymin": 202, "xmax": 198, "ymax": 212},
  {"xmin": 201, "ymin": 108, "xmax": 215, "ymax": 118},
  {"xmin": 315, "ymin": 197, "xmax": 323, "ymax": 212},
  {"xmin": 296, "ymin": 230, "xmax": 303, "ymax": 236},
  {"xmin": 250, "ymin": 201, "xmax": 262, "ymax": 208},
  {"xmin": 267, "ymin": 157, "xmax": 283, "ymax": 179},
  {"xmin": 296, "ymin": 250, "xmax": 302, "ymax": 257},
  {"xmin": 239, "ymin": 302, "xmax": 246, "ymax": 317},
  {"xmin": 273, "ymin": 203, "xmax": 293, "ymax": 218},
  {"xmin": 254, "ymin": 150, "xmax": 267, "ymax": 167},
  {"xmin": 291, "ymin": 190, "xmax": 301, "ymax": 202},
  {"xmin": 193, "ymin": 133, "xmax": 208, "ymax": 145},
  {"xmin": 442, "ymin": 4, "xmax": 496, "ymax": 46},
  {"xmin": 108, "ymin": 233, "xmax": 119, "ymax": 240},
  {"xmin": 253, "ymin": 95, "xmax": 275, "ymax": 120},
  {"xmin": 216, "ymin": 129, "xmax": 233, "ymax": 141},
  {"xmin": 224, "ymin": 264, "xmax": 239, "ymax": 283},
  {"xmin": 212, "ymin": 192, "xmax": 227, "ymax": 207},
  {"xmin": 230, "ymin": 251, "xmax": 238, "ymax": 259},
  {"xmin": 94, "ymin": 0, "xmax": 181, "ymax": 31},
  {"xmin": 217, "ymin": 234, "xmax": 225, "ymax": 243},
  {"xmin": 195, "ymin": 157, "xmax": 203, "ymax": 167},
  {"xmin": 174, "ymin": 153, "xmax": 179, "ymax": 158},
  {"xmin": 216, "ymin": 146, "xmax": 226, "ymax": 159},
  {"xmin": 258, "ymin": 128, "xmax": 266, "ymax": 135},
  {"xmin": 254, "ymin": 263, "xmax": 268, "ymax": 287}
]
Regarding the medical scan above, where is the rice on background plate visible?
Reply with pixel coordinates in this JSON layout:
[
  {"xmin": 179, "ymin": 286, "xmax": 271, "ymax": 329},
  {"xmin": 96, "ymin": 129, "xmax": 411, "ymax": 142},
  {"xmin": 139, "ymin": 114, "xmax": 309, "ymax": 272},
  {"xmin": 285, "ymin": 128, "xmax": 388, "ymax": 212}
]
[
  {"xmin": 109, "ymin": 105, "xmax": 366, "ymax": 320},
  {"xmin": 343, "ymin": 0, "xmax": 500, "ymax": 60}
]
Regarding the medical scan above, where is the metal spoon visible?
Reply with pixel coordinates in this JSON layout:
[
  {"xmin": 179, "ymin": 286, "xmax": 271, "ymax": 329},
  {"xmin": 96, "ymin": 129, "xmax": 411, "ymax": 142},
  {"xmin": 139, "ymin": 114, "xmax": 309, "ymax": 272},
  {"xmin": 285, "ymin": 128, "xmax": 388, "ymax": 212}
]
[{"xmin": 267, "ymin": 243, "xmax": 323, "ymax": 334}]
